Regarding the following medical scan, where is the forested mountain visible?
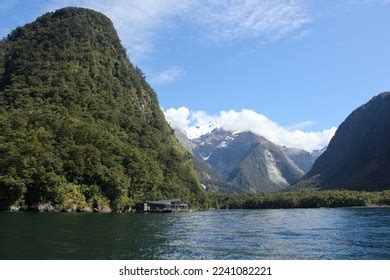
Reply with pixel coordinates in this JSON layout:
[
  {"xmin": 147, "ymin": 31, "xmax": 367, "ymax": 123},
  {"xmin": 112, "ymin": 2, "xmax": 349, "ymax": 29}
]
[
  {"xmin": 297, "ymin": 92, "xmax": 390, "ymax": 191},
  {"xmin": 0, "ymin": 7, "xmax": 207, "ymax": 211}
]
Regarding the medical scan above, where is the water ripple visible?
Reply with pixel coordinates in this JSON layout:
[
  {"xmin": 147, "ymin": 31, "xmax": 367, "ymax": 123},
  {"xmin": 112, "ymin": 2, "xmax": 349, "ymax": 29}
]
[{"xmin": 0, "ymin": 208, "xmax": 389, "ymax": 259}]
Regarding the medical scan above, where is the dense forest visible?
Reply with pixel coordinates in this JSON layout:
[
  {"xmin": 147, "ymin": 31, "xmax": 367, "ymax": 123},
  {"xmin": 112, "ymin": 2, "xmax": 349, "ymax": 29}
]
[
  {"xmin": 0, "ymin": 7, "xmax": 207, "ymax": 212},
  {"xmin": 209, "ymin": 190, "xmax": 390, "ymax": 209}
]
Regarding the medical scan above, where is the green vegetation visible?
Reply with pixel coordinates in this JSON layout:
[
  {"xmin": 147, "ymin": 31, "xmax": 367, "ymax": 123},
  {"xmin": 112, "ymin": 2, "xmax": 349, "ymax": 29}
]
[
  {"xmin": 209, "ymin": 190, "xmax": 390, "ymax": 209},
  {"xmin": 0, "ymin": 7, "xmax": 388, "ymax": 214},
  {"xmin": 0, "ymin": 7, "xmax": 207, "ymax": 211}
]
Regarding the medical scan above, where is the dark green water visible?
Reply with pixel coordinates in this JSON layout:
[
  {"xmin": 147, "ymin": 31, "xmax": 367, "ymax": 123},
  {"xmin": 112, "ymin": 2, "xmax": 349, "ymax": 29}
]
[{"xmin": 0, "ymin": 208, "xmax": 389, "ymax": 259}]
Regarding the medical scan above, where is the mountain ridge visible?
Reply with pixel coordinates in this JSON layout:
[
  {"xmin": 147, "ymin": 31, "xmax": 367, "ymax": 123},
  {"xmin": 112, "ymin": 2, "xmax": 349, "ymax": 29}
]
[
  {"xmin": 297, "ymin": 92, "xmax": 390, "ymax": 191},
  {"xmin": 176, "ymin": 128, "xmax": 311, "ymax": 193}
]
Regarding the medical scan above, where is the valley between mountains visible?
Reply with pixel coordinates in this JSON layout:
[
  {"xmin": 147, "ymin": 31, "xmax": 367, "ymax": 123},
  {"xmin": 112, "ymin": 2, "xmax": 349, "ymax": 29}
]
[
  {"xmin": 0, "ymin": 7, "xmax": 389, "ymax": 213},
  {"xmin": 174, "ymin": 91, "xmax": 390, "ymax": 195},
  {"xmin": 175, "ymin": 128, "xmax": 324, "ymax": 193}
]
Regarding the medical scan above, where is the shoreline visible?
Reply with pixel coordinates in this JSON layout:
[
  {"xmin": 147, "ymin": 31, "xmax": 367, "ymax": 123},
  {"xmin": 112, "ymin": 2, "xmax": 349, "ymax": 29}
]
[
  {"xmin": 2, "ymin": 190, "xmax": 389, "ymax": 213},
  {"xmin": 1, "ymin": 204, "xmax": 390, "ymax": 214}
]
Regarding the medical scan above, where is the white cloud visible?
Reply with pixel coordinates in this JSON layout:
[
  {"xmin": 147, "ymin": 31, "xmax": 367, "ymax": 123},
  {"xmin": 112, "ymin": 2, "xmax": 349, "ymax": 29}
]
[
  {"xmin": 190, "ymin": 0, "xmax": 312, "ymax": 43},
  {"xmin": 164, "ymin": 107, "xmax": 191, "ymax": 130},
  {"xmin": 45, "ymin": 0, "xmax": 191, "ymax": 61},
  {"xmin": 352, "ymin": 0, "xmax": 390, "ymax": 5},
  {"xmin": 45, "ymin": 0, "xmax": 312, "ymax": 60},
  {"xmin": 164, "ymin": 107, "xmax": 337, "ymax": 152},
  {"xmin": 286, "ymin": 120, "xmax": 315, "ymax": 130},
  {"xmin": 15, "ymin": 0, "xmax": 390, "ymax": 61},
  {"xmin": 152, "ymin": 67, "xmax": 183, "ymax": 84},
  {"xmin": 291, "ymin": 29, "xmax": 312, "ymax": 40}
]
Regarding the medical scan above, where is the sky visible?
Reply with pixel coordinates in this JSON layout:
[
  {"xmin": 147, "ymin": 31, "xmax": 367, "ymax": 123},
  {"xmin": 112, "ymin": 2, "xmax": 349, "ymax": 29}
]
[{"xmin": 1, "ymin": 0, "xmax": 389, "ymax": 151}]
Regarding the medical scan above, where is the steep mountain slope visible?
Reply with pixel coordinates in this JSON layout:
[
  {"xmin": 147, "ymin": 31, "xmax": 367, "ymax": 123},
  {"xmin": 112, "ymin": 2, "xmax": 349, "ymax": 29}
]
[
  {"xmin": 311, "ymin": 147, "xmax": 327, "ymax": 161},
  {"xmin": 191, "ymin": 129, "xmax": 304, "ymax": 192},
  {"xmin": 282, "ymin": 147, "xmax": 314, "ymax": 174},
  {"xmin": 297, "ymin": 92, "xmax": 390, "ymax": 190},
  {"xmin": 282, "ymin": 147, "xmax": 325, "ymax": 174},
  {"xmin": 174, "ymin": 129, "xmax": 223, "ymax": 191},
  {"xmin": 0, "ymin": 7, "xmax": 206, "ymax": 211},
  {"xmin": 174, "ymin": 129, "xmax": 195, "ymax": 155}
]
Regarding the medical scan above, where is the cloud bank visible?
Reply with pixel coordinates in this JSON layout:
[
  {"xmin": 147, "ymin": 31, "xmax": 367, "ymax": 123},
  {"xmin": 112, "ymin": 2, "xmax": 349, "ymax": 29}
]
[{"xmin": 164, "ymin": 107, "xmax": 337, "ymax": 152}]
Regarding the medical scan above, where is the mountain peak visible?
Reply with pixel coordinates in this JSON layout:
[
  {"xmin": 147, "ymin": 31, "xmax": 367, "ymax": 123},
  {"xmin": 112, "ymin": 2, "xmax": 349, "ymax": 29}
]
[
  {"xmin": 185, "ymin": 128, "xmax": 305, "ymax": 192},
  {"xmin": 375, "ymin": 91, "xmax": 390, "ymax": 99},
  {"xmin": 0, "ymin": 8, "xmax": 205, "ymax": 211},
  {"xmin": 9, "ymin": 7, "xmax": 116, "ymax": 38},
  {"xmin": 6, "ymin": 7, "xmax": 126, "ymax": 65},
  {"xmin": 35, "ymin": 7, "xmax": 117, "ymax": 29},
  {"xmin": 44, "ymin": 7, "xmax": 109, "ymax": 19},
  {"xmin": 186, "ymin": 122, "xmax": 217, "ymax": 139}
]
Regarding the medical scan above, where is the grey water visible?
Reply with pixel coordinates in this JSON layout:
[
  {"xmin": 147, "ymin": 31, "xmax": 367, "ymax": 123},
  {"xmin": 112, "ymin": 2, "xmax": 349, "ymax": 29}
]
[{"xmin": 0, "ymin": 208, "xmax": 389, "ymax": 259}]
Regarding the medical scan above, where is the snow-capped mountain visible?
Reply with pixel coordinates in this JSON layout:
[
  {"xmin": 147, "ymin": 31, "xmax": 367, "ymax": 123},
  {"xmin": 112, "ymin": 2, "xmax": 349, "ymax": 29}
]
[
  {"xmin": 186, "ymin": 122, "xmax": 218, "ymax": 139},
  {"xmin": 176, "ymin": 128, "xmax": 310, "ymax": 192},
  {"xmin": 192, "ymin": 128, "xmax": 235, "ymax": 160}
]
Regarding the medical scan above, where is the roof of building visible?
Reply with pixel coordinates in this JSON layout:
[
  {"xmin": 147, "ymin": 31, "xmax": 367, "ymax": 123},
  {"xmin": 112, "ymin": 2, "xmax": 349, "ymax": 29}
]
[{"xmin": 147, "ymin": 199, "xmax": 183, "ymax": 205}]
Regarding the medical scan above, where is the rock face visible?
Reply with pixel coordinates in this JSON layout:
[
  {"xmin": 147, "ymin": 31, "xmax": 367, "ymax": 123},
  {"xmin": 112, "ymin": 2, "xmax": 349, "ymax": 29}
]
[
  {"xmin": 174, "ymin": 129, "xmax": 195, "ymax": 155},
  {"xmin": 0, "ymin": 7, "xmax": 206, "ymax": 211},
  {"xmin": 179, "ymin": 129, "xmax": 304, "ymax": 192},
  {"xmin": 298, "ymin": 92, "xmax": 390, "ymax": 191}
]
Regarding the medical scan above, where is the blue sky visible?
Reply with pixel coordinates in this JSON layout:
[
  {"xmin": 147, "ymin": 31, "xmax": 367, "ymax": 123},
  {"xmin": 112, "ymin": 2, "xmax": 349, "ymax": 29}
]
[{"xmin": 1, "ymin": 0, "xmax": 389, "ymax": 150}]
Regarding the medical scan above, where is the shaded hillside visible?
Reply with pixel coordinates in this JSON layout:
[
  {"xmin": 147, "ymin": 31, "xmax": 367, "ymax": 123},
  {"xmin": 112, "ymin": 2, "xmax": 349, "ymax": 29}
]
[
  {"xmin": 297, "ymin": 92, "xmax": 390, "ymax": 191},
  {"xmin": 0, "ymin": 7, "xmax": 206, "ymax": 211}
]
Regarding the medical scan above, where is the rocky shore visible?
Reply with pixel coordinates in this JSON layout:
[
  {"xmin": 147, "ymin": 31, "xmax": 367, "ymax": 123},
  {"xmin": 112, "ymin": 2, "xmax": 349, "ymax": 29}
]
[{"xmin": 5, "ymin": 203, "xmax": 113, "ymax": 213}]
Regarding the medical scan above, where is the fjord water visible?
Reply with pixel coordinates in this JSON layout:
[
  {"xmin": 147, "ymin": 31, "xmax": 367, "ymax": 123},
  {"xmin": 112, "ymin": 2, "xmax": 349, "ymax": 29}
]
[{"xmin": 0, "ymin": 208, "xmax": 389, "ymax": 259}]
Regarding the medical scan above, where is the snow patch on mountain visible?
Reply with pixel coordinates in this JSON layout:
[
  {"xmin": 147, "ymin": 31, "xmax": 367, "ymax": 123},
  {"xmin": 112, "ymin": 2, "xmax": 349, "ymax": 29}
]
[
  {"xmin": 203, "ymin": 153, "xmax": 212, "ymax": 161},
  {"xmin": 186, "ymin": 122, "xmax": 217, "ymax": 139},
  {"xmin": 218, "ymin": 141, "xmax": 228, "ymax": 148}
]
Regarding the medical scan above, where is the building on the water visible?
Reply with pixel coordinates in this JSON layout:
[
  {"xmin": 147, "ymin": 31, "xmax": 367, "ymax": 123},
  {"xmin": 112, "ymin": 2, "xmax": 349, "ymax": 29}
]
[{"xmin": 136, "ymin": 199, "xmax": 189, "ymax": 213}]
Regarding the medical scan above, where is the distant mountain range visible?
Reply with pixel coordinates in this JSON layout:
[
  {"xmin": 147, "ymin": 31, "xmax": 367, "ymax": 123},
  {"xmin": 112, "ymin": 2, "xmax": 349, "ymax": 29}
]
[
  {"xmin": 297, "ymin": 92, "xmax": 390, "ymax": 191},
  {"xmin": 175, "ymin": 128, "xmax": 324, "ymax": 193},
  {"xmin": 175, "ymin": 92, "xmax": 390, "ymax": 193}
]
